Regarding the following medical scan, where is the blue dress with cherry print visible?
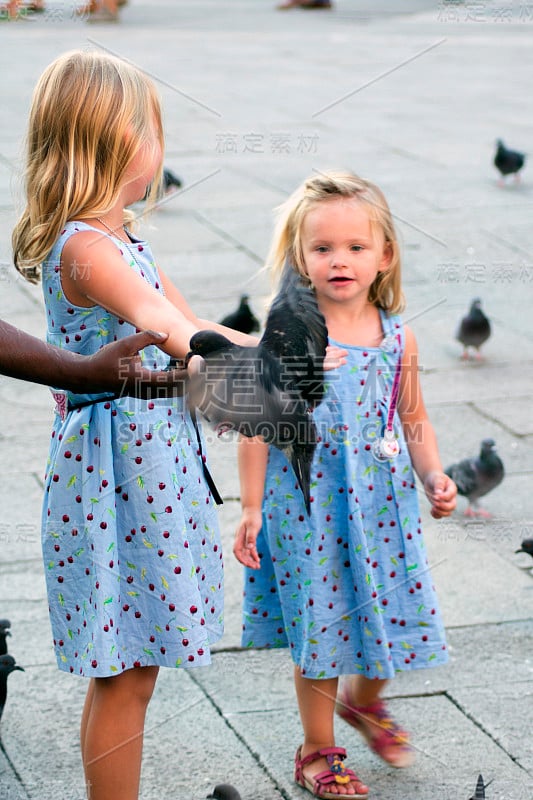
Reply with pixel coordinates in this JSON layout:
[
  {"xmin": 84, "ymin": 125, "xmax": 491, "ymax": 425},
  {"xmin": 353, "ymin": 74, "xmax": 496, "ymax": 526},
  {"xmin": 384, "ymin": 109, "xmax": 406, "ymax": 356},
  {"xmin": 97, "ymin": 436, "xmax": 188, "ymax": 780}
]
[
  {"xmin": 41, "ymin": 221, "xmax": 223, "ymax": 677},
  {"xmin": 241, "ymin": 311, "xmax": 448, "ymax": 680}
]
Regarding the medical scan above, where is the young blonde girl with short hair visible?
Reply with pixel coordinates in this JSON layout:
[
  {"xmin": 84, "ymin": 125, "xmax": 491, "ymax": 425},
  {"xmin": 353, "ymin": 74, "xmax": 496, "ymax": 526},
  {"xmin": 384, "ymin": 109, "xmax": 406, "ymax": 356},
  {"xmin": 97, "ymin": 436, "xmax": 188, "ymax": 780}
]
[{"xmin": 234, "ymin": 171, "xmax": 457, "ymax": 799}]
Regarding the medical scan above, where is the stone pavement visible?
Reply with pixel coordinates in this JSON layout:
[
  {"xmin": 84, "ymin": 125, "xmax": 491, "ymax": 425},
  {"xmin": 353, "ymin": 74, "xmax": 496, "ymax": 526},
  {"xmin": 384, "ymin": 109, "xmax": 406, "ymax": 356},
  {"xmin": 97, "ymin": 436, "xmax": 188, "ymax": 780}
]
[{"xmin": 1, "ymin": 1, "xmax": 533, "ymax": 798}]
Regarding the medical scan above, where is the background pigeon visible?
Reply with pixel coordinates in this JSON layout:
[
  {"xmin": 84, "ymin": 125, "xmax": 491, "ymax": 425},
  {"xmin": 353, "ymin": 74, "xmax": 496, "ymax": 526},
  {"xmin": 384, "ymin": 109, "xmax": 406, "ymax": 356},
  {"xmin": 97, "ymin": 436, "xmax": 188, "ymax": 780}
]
[
  {"xmin": 162, "ymin": 167, "xmax": 182, "ymax": 194},
  {"xmin": 494, "ymin": 139, "xmax": 526, "ymax": 184},
  {"xmin": 515, "ymin": 538, "xmax": 533, "ymax": 559},
  {"xmin": 0, "ymin": 619, "xmax": 11, "ymax": 656},
  {"xmin": 187, "ymin": 260, "xmax": 327, "ymax": 513},
  {"xmin": 456, "ymin": 298, "xmax": 491, "ymax": 360},
  {"xmin": 468, "ymin": 773, "xmax": 493, "ymax": 799},
  {"xmin": 142, "ymin": 167, "xmax": 182, "ymax": 201},
  {"xmin": 206, "ymin": 785, "xmax": 242, "ymax": 800},
  {"xmin": 0, "ymin": 654, "xmax": 24, "ymax": 722},
  {"xmin": 445, "ymin": 438, "xmax": 504, "ymax": 517},
  {"xmin": 219, "ymin": 294, "xmax": 261, "ymax": 334}
]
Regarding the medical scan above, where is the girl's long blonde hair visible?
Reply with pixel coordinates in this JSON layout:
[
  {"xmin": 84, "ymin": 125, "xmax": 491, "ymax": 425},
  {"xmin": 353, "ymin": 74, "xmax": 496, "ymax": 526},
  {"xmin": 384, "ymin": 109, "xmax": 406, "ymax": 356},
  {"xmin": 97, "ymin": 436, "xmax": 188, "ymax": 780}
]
[
  {"xmin": 13, "ymin": 49, "xmax": 164, "ymax": 283},
  {"xmin": 268, "ymin": 171, "xmax": 404, "ymax": 313}
]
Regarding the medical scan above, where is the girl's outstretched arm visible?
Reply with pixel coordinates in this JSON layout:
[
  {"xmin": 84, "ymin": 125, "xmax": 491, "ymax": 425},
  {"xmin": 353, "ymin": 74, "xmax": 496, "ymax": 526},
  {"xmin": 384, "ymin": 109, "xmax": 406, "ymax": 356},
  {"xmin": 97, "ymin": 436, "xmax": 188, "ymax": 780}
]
[
  {"xmin": 60, "ymin": 233, "xmax": 258, "ymax": 361},
  {"xmin": 397, "ymin": 326, "xmax": 456, "ymax": 519},
  {"xmin": 233, "ymin": 436, "xmax": 269, "ymax": 569}
]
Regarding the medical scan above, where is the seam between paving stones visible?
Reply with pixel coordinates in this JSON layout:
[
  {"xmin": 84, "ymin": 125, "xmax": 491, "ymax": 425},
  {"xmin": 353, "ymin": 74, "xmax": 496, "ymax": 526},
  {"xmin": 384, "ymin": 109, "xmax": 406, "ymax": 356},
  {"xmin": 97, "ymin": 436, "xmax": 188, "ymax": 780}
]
[
  {"xmin": 444, "ymin": 691, "xmax": 533, "ymax": 778},
  {"xmin": 187, "ymin": 668, "xmax": 292, "ymax": 800},
  {"xmin": 462, "ymin": 401, "xmax": 533, "ymax": 440},
  {"xmin": 0, "ymin": 739, "xmax": 31, "ymax": 800},
  {"xmin": 189, "ymin": 209, "xmax": 265, "ymax": 266}
]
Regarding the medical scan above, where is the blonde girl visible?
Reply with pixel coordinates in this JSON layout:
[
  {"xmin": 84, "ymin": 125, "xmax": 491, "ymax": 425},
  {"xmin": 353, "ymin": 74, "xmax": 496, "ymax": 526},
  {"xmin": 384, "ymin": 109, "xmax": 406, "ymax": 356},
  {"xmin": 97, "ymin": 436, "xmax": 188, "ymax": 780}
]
[
  {"xmin": 234, "ymin": 171, "xmax": 456, "ymax": 799},
  {"xmin": 14, "ymin": 50, "xmax": 255, "ymax": 800}
]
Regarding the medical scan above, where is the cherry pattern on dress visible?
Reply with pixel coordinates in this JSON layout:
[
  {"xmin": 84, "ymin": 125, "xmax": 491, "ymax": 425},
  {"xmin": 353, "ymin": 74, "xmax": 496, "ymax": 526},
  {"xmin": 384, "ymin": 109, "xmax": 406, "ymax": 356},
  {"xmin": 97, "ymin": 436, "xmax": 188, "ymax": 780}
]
[
  {"xmin": 41, "ymin": 222, "xmax": 224, "ymax": 677},
  {"xmin": 241, "ymin": 312, "xmax": 447, "ymax": 680}
]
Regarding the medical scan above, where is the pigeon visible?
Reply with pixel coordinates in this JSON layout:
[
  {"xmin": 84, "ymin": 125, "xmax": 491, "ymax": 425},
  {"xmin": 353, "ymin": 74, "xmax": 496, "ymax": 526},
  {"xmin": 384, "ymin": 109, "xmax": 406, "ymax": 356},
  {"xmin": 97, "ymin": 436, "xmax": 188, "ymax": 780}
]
[
  {"xmin": 494, "ymin": 139, "xmax": 526, "ymax": 184},
  {"xmin": 456, "ymin": 298, "xmax": 491, "ymax": 360},
  {"xmin": 0, "ymin": 620, "xmax": 11, "ymax": 657},
  {"xmin": 219, "ymin": 294, "xmax": 261, "ymax": 334},
  {"xmin": 468, "ymin": 773, "xmax": 493, "ymax": 799},
  {"xmin": 0, "ymin": 654, "xmax": 24, "ymax": 722},
  {"xmin": 515, "ymin": 538, "xmax": 533, "ymax": 559},
  {"xmin": 142, "ymin": 167, "xmax": 182, "ymax": 202},
  {"xmin": 445, "ymin": 439, "xmax": 504, "ymax": 517},
  {"xmin": 187, "ymin": 259, "xmax": 328, "ymax": 513},
  {"xmin": 162, "ymin": 167, "xmax": 182, "ymax": 194},
  {"xmin": 206, "ymin": 785, "xmax": 242, "ymax": 800}
]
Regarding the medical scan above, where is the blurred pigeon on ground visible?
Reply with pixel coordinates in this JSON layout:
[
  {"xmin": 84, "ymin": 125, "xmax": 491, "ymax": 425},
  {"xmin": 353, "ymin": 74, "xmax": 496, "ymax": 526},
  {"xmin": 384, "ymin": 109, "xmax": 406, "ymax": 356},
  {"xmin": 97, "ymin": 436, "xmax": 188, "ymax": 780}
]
[
  {"xmin": 0, "ymin": 620, "xmax": 11, "ymax": 656},
  {"xmin": 206, "ymin": 785, "xmax": 242, "ymax": 800},
  {"xmin": 456, "ymin": 298, "xmax": 491, "ymax": 360},
  {"xmin": 445, "ymin": 439, "xmax": 504, "ymax": 517},
  {"xmin": 494, "ymin": 139, "xmax": 526, "ymax": 185},
  {"xmin": 143, "ymin": 167, "xmax": 182, "ymax": 201},
  {"xmin": 162, "ymin": 167, "xmax": 182, "ymax": 194},
  {"xmin": 515, "ymin": 538, "xmax": 533, "ymax": 559},
  {"xmin": 219, "ymin": 294, "xmax": 261, "ymax": 334},
  {"xmin": 0, "ymin": 654, "xmax": 24, "ymax": 722},
  {"xmin": 187, "ymin": 260, "xmax": 327, "ymax": 513}
]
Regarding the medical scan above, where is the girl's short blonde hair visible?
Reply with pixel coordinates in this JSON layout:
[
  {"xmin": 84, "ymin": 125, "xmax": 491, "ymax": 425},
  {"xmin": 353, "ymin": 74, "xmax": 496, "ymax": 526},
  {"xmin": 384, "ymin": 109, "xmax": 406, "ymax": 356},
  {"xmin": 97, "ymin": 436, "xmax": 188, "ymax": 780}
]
[
  {"xmin": 268, "ymin": 171, "xmax": 404, "ymax": 313},
  {"xmin": 13, "ymin": 49, "xmax": 164, "ymax": 282}
]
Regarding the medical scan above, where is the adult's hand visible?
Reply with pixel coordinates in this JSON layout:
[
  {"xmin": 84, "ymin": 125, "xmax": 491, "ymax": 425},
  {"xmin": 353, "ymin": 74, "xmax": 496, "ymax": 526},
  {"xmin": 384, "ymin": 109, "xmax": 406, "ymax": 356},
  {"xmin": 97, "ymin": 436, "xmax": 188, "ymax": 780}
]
[
  {"xmin": 69, "ymin": 330, "xmax": 189, "ymax": 397},
  {"xmin": 0, "ymin": 321, "xmax": 187, "ymax": 397}
]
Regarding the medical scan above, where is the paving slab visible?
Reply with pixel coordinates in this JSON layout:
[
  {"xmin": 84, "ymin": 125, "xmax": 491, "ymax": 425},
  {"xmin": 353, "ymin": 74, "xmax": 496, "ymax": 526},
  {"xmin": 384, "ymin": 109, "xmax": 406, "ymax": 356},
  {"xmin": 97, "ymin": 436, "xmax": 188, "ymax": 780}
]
[
  {"xmin": 0, "ymin": 661, "xmax": 285, "ymax": 800},
  {"xmin": 193, "ymin": 651, "xmax": 533, "ymax": 799}
]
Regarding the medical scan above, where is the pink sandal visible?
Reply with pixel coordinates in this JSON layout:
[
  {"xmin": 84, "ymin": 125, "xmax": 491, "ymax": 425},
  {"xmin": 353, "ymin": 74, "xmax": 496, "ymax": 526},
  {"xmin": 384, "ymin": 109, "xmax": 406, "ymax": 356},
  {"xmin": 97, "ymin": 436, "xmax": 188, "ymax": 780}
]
[
  {"xmin": 294, "ymin": 745, "xmax": 368, "ymax": 799},
  {"xmin": 335, "ymin": 691, "xmax": 415, "ymax": 768}
]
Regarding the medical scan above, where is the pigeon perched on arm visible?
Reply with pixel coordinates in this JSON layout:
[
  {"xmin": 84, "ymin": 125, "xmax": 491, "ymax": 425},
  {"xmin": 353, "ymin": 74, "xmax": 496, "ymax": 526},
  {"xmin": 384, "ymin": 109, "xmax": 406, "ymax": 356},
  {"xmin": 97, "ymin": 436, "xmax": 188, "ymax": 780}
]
[
  {"xmin": 0, "ymin": 620, "xmax": 11, "ymax": 657},
  {"xmin": 456, "ymin": 298, "xmax": 491, "ymax": 360},
  {"xmin": 444, "ymin": 439, "xmax": 504, "ymax": 517},
  {"xmin": 494, "ymin": 139, "xmax": 526, "ymax": 185},
  {"xmin": 219, "ymin": 294, "xmax": 261, "ymax": 334},
  {"xmin": 187, "ymin": 260, "xmax": 327, "ymax": 513},
  {"xmin": 0, "ymin": 654, "xmax": 24, "ymax": 722}
]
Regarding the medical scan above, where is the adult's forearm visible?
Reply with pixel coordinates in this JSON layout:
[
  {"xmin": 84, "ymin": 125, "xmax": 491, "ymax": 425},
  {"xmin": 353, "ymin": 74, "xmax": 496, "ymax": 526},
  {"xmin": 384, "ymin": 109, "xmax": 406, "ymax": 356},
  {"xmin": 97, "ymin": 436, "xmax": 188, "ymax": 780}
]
[{"xmin": 0, "ymin": 319, "xmax": 86, "ymax": 388}]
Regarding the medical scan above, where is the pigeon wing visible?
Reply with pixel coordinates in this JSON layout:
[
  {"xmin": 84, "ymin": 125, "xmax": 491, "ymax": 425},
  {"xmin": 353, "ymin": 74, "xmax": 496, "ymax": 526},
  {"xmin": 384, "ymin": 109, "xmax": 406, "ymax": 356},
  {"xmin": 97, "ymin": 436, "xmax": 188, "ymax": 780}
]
[
  {"xmin": 188, "ymin": 339, "xmax": 316, "ymax": 513},
  {"xmin": 445, "ymin": 458, "xmax": 478, "ymax": 498},
  {"xmin": 259, "ymin": 259, "xmax": 327, "ymax": 407},
  {"xmin": 475, "ymin": 452, "xmax": 504, "ymax": 498}
]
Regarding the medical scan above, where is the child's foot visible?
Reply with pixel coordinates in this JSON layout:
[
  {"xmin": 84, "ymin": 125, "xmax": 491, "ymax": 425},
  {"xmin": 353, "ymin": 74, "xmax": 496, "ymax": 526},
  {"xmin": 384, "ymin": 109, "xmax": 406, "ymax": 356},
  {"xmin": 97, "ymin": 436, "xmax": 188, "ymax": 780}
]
[
  {"xmin": 295, "ymin": 745, "xmax": 369, "ymax": 798},
  {"xmin": 336, "ymin": 691, "xmax": 415, "ymax": 768}
]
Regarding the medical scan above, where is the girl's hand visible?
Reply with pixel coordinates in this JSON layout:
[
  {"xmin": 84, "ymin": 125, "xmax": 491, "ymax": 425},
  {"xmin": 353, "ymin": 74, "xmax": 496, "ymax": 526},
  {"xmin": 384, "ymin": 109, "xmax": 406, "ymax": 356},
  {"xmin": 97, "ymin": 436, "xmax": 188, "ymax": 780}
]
[
  {"xmin": 424, "ymin": 471, "xmax": 457, "ymax": 519},
  {"xmin": 324, "ymin": 345, "xmax": 348, "ymax": 371},
  {"xmin": 233, "ymin": 508, "xmax": 262, "ymax": 569}
]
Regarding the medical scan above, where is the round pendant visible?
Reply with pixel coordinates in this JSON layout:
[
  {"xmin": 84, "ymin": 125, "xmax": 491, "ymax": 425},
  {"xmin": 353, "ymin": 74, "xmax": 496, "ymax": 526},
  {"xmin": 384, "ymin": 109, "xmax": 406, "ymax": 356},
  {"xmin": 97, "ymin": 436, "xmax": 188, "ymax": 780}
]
[{"xmin": 372, "ymin": 428, "xmax": 400, "ymax": 462}]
